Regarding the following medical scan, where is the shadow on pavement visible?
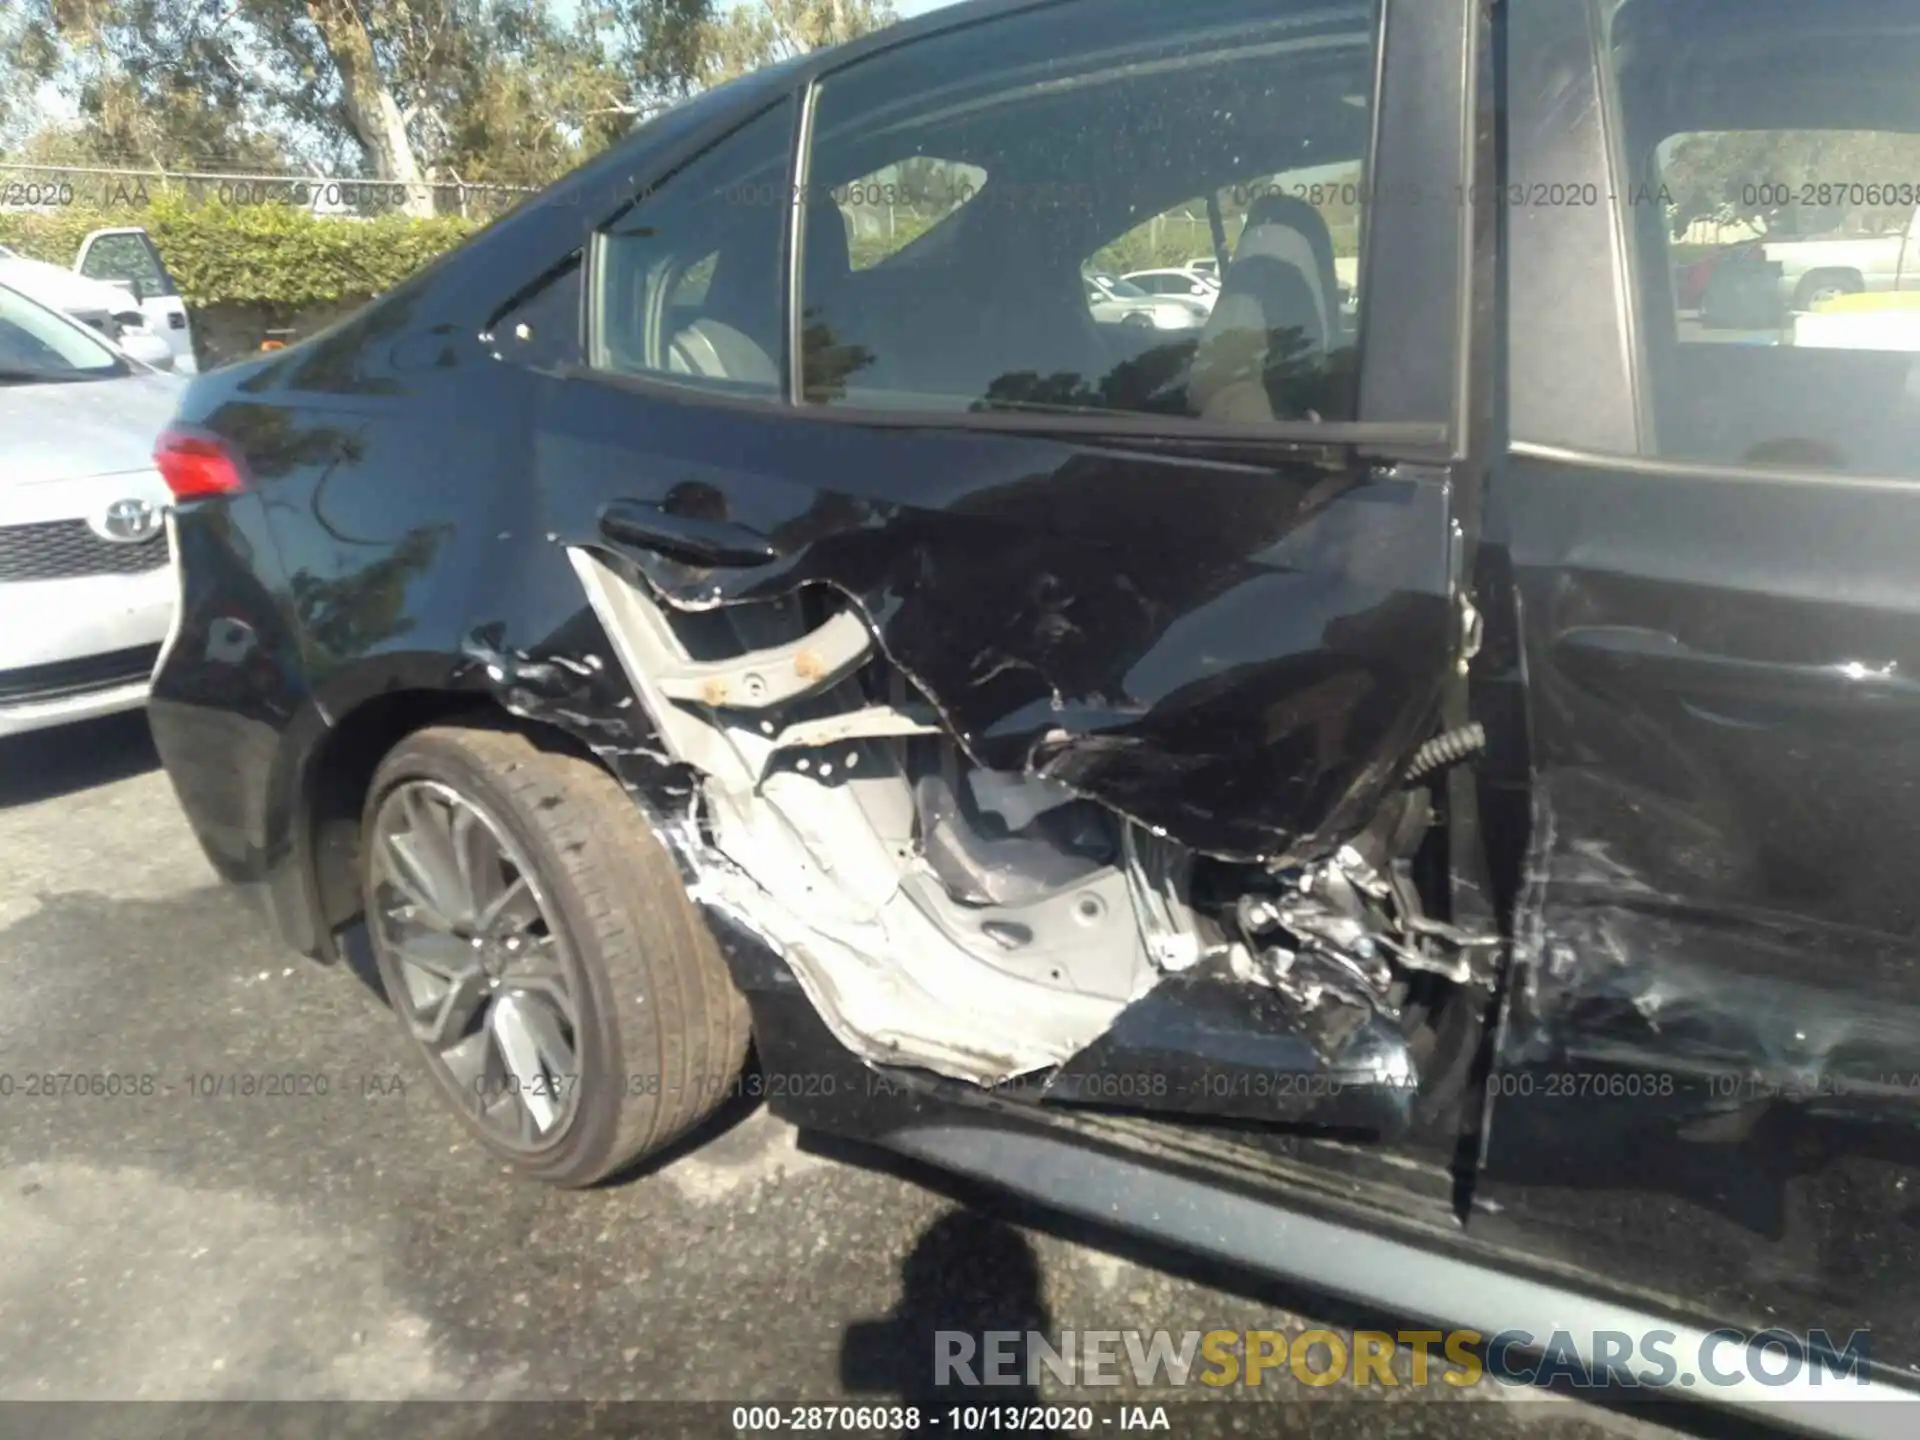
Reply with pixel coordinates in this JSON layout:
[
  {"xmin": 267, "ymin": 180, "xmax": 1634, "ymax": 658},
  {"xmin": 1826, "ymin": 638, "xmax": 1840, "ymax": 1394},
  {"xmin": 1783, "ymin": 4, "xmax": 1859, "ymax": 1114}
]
[
  {"xmin": 0, "ymin": 710, "xmax": 160, "ymax": 809},
  {"xmin": 840, "ymin": 1209, "xmax": 1059, "ymax": 1433}
]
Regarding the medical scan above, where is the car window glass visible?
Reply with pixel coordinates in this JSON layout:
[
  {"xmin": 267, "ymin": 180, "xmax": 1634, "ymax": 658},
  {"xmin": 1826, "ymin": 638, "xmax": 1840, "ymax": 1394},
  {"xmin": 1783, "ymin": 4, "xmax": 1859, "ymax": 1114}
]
[
  {"xmin": 825, "ymin": 158, "xmax": 987, "ymax": 271},
  {"xmin": 1218, "ymin": 165, "xmax": 1363, "ymax": 322},
  {"xmin": 798, "ymin": 0, "xmax": 1375, "ymax": 424},
  {"xmin": 1089, "ymin": 195, "xmax": 1215, "ymax": 289},
  {"xmin": 591, "ymin": 98, "xmax": 794, "ymax": 398},
  {"xmin": 1610, "ymin": 0, "xmax": 1920, "ymax": 476},
  {"xmin": 79, "ymin": 233, "xmax": 176, "ymax": 297},
  {"xmin": 0, "ymin": 285, "xmax": 124, "ymax": 378},
  {"xmin": 486, "ymin": 252, "xmax": 582, "ymax": 370}
]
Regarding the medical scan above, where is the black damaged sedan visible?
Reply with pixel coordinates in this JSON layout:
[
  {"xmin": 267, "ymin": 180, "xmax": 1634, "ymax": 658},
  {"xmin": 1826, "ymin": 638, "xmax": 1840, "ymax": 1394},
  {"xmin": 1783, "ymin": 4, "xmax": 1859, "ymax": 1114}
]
[{"xmin": 147, "ymin": 0, "xmax": 1920, "ymax": 1431}]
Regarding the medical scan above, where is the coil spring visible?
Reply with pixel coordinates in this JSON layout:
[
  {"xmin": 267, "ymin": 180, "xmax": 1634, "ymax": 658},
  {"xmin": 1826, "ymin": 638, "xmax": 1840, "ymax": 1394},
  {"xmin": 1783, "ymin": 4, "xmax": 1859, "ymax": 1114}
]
[{"xmin": 1404, "ymin": 722, "xmax": 1486, "ymax": 781}]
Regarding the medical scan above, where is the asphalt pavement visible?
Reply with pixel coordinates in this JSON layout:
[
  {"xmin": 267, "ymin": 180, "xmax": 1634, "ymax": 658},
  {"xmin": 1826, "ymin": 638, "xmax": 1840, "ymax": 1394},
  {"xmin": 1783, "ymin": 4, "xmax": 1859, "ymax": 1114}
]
[{"xmin": 0, "ymin": 710, "xmax": 1707, "ymax": 1440}]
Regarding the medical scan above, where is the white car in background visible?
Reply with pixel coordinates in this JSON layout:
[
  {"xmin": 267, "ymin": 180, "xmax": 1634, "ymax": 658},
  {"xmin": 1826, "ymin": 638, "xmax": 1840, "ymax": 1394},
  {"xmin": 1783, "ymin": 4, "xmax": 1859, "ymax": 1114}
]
[
  {"xmin": 0, "ymin": 244, "xmax": 179, "ymax": 372},
  {"xmin": 0, "ymin": 281, "xmax": 184, "ymax": 738},
  {"xmin": 1083, "ymin": 271, "xmax": 1209, "ymax": 329},
  {"xmin": 1124, "ymin": 266, "xmax": 1222, "ymax": 313}
]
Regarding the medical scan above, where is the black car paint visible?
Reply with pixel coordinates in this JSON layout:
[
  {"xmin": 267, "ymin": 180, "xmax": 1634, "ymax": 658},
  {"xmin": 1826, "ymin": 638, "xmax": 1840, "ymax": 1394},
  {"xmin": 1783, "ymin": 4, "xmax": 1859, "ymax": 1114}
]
[
  {"xmin": 141, "ymin": 0, "xmax": 1920, "ymax": 1408},
  {"xmin": 539, "ymin": 375, "xmax": 1459, "ymax": 865},
  {"xmin": 1468, "ymin": 0, "xmax": 1920, "ymax": 1377}
]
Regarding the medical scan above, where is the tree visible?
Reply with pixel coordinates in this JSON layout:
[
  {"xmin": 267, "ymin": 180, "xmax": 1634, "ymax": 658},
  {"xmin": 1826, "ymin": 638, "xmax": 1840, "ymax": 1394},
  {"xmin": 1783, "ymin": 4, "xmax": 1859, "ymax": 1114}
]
[
  {"xmin": 2, "ymin": 0, "xmax": 717, "ymax": 214},
  {"xmin": 1663, "ymin": 128, "xmax": 1920, "ymax": 240},
  {"xmin": 697, "ymin": 0, "xmax": 898, "ymax": 88}
]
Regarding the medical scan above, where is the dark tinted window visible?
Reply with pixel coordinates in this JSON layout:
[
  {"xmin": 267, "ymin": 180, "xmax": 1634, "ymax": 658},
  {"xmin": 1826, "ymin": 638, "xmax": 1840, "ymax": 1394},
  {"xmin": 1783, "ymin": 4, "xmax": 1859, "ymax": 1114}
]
[
  {"xmin": 798, "ymin": 0, "xmax": 1376, "ymax": 424},
  {"xmin": 1611, "ymin": 0, "xmax": 1920, "ymax": 476},
  {"xmin": 591, "ymin": 99, "xmax": 795, "ymax": 398},
  {"xmin": 486, "ymin": 252, "xmax": 582, "ymax": 370}
]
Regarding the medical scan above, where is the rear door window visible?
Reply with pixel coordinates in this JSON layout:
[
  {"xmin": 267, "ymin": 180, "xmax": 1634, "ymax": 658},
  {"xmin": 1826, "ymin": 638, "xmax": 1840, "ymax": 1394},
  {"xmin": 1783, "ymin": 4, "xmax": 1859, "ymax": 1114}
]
[
  {"xmin": 1609, "ymin": 0, "xmax": 1920, "ymax": 475},
  {"xmin": 828, "ymin": 159, "xmax": 988, "ymax": 271},
  {"xmin": 796, "ymin": 0, "xmax": 1378, "ymax": 424},
  {"xmin": 589, "ymin": 99, "xmax": 795, "ymax": 399}
]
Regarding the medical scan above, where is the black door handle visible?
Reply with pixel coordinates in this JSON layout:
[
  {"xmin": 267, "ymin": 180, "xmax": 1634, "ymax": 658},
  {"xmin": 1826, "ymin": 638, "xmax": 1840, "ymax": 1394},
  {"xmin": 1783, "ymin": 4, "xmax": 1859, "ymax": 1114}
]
[
  {"xmin": 1557, "ymin": 626, "xmax": 1920, "ymax": 713},
  {"xmin": 597, "ymin": 500, "xmax": 778, "ymax": 569}
]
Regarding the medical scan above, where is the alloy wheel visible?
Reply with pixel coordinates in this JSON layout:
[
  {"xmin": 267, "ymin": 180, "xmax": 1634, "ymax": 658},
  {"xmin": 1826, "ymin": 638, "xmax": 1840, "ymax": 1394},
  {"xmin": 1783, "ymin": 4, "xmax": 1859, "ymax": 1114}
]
[{"xmin": 370, "ymin": 779, "xmax": 583, "ymax": 1151}]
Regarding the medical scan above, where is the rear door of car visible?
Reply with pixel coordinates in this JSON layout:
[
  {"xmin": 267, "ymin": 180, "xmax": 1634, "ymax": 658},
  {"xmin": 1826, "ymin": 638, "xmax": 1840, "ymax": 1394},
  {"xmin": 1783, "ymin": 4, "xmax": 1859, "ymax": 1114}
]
[
  {"xmin": 1478, "ymin": 0, "xmax": 1920, "ymax": 1361},
  {"xmin": 519, "ymin": 0, "xmax": 1486, "ymax": 1123},
  {"xmin": 75, "ymin": 228, "xmax": 197, "ymax": 373}
]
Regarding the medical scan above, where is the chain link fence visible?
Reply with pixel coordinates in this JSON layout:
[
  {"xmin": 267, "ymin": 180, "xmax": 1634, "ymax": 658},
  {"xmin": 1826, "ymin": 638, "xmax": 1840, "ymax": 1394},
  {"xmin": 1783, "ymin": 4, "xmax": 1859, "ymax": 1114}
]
[{"xmin": 0, "ymin": 160, "xmax": 538, "ymax": 220}]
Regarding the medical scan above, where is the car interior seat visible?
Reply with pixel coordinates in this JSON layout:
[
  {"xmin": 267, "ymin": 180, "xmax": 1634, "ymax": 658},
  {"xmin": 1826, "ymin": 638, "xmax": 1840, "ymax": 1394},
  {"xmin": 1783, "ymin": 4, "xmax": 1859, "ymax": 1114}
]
[
  {"xmin": 669, "ymin": 200, "xmax": 855, "ymax": 389},
  {"xmin": 1188, "ymin": 192, "xmax": 1340, "ymax": 422}
]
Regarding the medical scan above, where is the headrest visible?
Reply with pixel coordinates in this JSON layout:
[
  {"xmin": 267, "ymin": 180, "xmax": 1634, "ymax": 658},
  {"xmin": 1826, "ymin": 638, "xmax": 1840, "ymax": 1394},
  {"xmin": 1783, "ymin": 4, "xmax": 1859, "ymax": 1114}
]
[{"xmin": 1234, "ymin": 192, "xmax": 1339, "ymax": 339}]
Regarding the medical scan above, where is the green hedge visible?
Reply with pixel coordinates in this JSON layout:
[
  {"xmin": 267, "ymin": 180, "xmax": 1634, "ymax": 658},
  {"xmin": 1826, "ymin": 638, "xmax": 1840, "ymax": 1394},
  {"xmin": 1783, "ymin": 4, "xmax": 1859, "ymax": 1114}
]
[{"xmin": 0, "ymin": 192, "xmax": 479, "ymax": 310}]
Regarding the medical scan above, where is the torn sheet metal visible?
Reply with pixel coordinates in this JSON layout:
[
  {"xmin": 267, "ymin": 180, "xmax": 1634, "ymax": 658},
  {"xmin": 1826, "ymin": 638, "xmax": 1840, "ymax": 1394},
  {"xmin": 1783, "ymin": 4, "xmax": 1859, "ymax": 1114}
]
[
  {"xmin": 533, "ymin": 417, "xmax": 1462, "ymax": 868},
  {"xmin": 1043, "ymin": 956, "xmax": 1421, "ymax": 1133},
  {"xmin": 564, "ymin": 545, "xmax": 1160, "ymax": 1086},
  {"xmin": 488, "ymin": 545, "xmax": 1486, "ymax": 1104}
]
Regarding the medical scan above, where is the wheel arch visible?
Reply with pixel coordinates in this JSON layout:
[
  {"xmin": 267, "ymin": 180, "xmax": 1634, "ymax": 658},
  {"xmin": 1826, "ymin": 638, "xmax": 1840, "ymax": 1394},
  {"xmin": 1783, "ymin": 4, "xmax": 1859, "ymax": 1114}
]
[{"xmin": 296, "ymin": 688, "xmax": 618, "ymax": 964}]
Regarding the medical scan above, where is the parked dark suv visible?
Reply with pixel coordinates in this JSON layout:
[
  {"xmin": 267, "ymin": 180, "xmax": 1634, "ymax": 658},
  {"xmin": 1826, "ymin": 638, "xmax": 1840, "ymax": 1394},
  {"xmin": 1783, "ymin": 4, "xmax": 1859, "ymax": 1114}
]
[{"xmin": 146, "ymin": 0, "xmax": 1920, "ymax": 1428}]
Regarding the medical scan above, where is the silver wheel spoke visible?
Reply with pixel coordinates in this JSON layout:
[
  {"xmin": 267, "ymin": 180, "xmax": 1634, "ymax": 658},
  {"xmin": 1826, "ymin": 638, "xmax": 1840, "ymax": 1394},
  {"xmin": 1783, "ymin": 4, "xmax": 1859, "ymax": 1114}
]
[
  {"xmin": 390, "ymin": 928, "xmax": 474, "ymax": 982},
  {"xmin": 395, "ymin": 787, "xmax": 470, "ymax": 925},
  {"xmin": 371, "ymin": 779, "xmax": 583, "ymax": 1154},
  {"xmin": 393, "ymin": 932, "xmax": 490, "ymax": 1047},
  {"xmin": 489, "ymin": 993, "xmax": 575, "ymax": 1135},
  {"xmin": 450, "ymin": 805, "xmax": 502, "ymax": 923},
  {"xmin": 476, "ymin": 874, "xmax": 540, "ymax": 936},
  {"xmin": 379, "ymin": 848, "xmax": 453, "ymax": 930},
  {"xmin": 503, "ymin": 941, "xmax": 574, "ymax": 1022}
]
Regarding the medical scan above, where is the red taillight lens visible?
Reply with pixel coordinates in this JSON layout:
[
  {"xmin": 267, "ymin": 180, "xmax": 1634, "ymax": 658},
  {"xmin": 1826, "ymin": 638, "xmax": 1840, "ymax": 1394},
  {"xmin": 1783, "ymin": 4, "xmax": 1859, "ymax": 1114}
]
[{"xmin": 154, "ymin": 428, "xmax": 248, "ymax": 501}]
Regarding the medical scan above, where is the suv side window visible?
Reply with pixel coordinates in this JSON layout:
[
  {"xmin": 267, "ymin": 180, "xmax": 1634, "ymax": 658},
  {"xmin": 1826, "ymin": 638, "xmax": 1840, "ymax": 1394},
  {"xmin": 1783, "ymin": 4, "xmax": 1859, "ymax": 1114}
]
[
  {"xmin": 1610, "ymin": 0, "xmax": 1920, "ymax": 476},
  {"xmin": 590, "ymin": 99, "xmax": 795, "ymax": 398},
  {"xmin": 797, "ymin": 0, "xmax": 1376, "ymax": 423}
]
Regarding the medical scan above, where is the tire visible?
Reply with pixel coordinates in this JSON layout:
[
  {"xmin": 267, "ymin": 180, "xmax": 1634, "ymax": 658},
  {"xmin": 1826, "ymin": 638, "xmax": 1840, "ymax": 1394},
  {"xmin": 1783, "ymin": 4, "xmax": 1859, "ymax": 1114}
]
[
  {"xmin": 1121, "ymin": 312, "xmax": 1154, "ymax": 329},
  {"xmin": 1793, "ymin": 270, "xmax": 1862, "ymax": 312},
  {"xmin": 361, "ymin": 721, "xmax": 750, "ymax": 1187}
]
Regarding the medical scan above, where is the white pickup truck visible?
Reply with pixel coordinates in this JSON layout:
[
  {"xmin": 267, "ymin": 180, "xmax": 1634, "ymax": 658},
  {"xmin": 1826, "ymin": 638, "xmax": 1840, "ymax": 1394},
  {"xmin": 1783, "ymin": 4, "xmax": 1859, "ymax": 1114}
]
[
  {"xmin": 1701, "ymin": 204, "xmax": 1920, "ymax": 327},
  {"xmin": 70, "ymin": 227, "xmax": 199, "ymax": 373},
  {"xmin": 1771, "ymin": 212, "xmax": 1920, "ymax": 310}
]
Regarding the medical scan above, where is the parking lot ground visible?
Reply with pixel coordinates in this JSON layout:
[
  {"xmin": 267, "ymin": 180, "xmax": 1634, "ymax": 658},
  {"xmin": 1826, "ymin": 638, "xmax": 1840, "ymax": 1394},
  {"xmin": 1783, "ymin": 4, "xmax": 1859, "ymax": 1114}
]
[{"xmin": 0, "ymin": 712, "xmax": 1699, "ymax": 1440}]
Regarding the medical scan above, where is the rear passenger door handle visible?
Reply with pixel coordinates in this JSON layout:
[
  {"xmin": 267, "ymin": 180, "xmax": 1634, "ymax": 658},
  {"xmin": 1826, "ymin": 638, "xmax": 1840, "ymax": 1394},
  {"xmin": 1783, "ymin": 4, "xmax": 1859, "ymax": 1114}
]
[
  {"xmin": 1557, "ymin": 626, "xmax": 1920, "ymax": 715},
  {"xmin": 597, "ymin": 500, "xmax": 778, "ymax": 569}
]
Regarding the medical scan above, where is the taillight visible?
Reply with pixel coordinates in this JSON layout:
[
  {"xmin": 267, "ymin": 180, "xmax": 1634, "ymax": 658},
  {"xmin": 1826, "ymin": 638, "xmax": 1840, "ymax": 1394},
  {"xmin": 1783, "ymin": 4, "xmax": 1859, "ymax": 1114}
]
[{"xmin": 154, "ymin": 427, "xmax": 248, "ymax": 501}]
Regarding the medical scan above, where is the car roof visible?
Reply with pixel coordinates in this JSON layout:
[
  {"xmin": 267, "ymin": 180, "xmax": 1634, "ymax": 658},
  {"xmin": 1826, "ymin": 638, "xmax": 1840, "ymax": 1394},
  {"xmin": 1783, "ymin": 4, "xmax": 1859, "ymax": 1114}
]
[{"xmin": 792, "ymin": 0, "xmax": 1045, "ymax": 77}]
